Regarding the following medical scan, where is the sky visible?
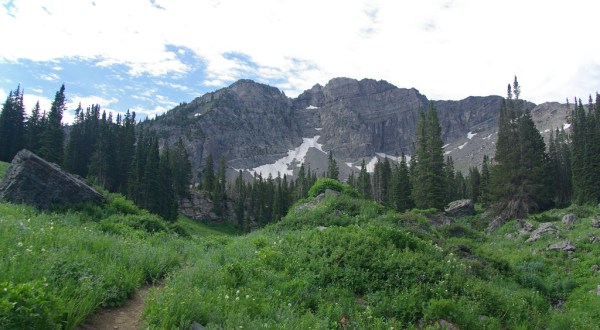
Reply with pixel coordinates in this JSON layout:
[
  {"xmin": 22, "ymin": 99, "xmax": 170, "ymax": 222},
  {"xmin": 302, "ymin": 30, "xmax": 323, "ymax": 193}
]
[{"xmin": 1, "ymin": 0, "xmax": 599, "ymax": 123}]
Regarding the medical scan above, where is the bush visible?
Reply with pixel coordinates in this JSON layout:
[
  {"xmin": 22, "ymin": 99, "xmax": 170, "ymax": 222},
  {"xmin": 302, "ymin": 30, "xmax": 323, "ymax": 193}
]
[
  {"xmin": 0, "ymin": 281, "xmax": 62, "ymax": 330},
  {"xmin": 308, "ymin": 178, "xmax": 344, "ymax": 197}
]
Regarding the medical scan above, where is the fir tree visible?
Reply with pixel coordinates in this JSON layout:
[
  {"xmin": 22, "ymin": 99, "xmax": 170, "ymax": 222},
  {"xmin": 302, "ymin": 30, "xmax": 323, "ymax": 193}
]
[
  {"xmin": 392, "ymin": 153, "xmax": 413, "ymax": 212},
  {"xmin": 235, "ymin": 170, "xmax": 246, "ymax": 230},
  {"xmin": 25, "ymin": 101, "xmax": 43, "ymax": 153},
  {"xmin": 158, "ymin": 148, "xmax": 178, "ymax": 221},
  {"xmin": 490, "ymin": 78, "xmax": 552, "ymax": 219},
  {"xmin": 202, "ymin": 154, "xmax": 215, "ymax": 193},
  {"xmin": 0, "ymin": 85, "xmax": 25, "ymax": 162},
  {"xmin": 412, "ymin": 104, "xmax": 446, "ymax": 210},
  {"xmin": 169, "ymin": 138, "xmax": 192, "ymax": 198},
  {"xmin": 212, "ymin": 157, "xmax": 227, "ymax": 218},
  {"xmin": 326, "ymin": 151, "xmax": 339, "ymax": 180},
  {"xmin": 40, "ymin": 84, "xmax": 66, "ymax": 164},
  {"xmin": 357, "ymin": 159, "xmax": 372, "ymax": 199}
]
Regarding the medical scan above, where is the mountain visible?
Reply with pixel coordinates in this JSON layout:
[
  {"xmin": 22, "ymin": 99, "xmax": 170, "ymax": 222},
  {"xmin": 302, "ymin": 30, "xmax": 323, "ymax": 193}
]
[{"xmin": 145, "ymin": 78, "xmax": 570, "ymax": 181}]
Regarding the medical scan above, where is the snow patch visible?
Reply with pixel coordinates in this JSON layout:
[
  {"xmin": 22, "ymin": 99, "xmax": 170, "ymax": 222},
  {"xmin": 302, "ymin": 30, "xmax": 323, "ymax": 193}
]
[
  {"xmin": 445, "ymin": 150, "xmax": 453, "ymax": 155},
  {"xmin": 194, "ymin": 113, "xmax": 202, "ymax": 117},
  {"xmin": 306, "ymin": 105, "xmax": 319, "ymax": 110},
  {"xmin": 458, "ymin": 142, "xmax": 468, "ymax": 150},
  {"xmin": 366, "ymin": 156, "xmax": 379, "ymax": 173},
  {"xmin": 467, "ymin": 132, "xmax": 477, "ymax": 140},
  {"xmin": 249, "ymin": 136, "xmax": 325, "ymax": 178},
  {"xmin": 482, "ymin": 133, "xmax": 493, "ymax": 140},
  {"xmin": 543, "ymin": 129, "xmax": 550, "ymax": 133},
  {"xmin": 563, "ymin": 123, "xmax": 571, "ymax": 130},
  {"xmin": 375, "ymin": 153, "xmax": 399, "ymax": 162},
  {"xmin": 442, "ymin": 144, "xmax": 450, "ymax": 149},
  {"xmin": 315, "ymin": 127, "xmax": 323, "ymax": 131}
]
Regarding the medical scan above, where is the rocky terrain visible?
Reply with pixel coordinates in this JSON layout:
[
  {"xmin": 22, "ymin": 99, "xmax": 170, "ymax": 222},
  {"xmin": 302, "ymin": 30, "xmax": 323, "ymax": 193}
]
[{"xmin": 145, "ymin": 78, "xmax": 571, "ymax": 180}]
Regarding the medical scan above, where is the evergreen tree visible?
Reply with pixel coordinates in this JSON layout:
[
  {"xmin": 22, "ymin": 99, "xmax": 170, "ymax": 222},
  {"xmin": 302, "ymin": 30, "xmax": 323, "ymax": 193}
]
[
  {"xmin": 326, "ymin": 151, "xmax": 339, "ymax": 180},
  {"xmin": 212, "ymin": 157, "xmax": 227, "ymax": 217},
  {"xmin": 479, "ymin": 155, "xmax": 491, "ymax": 206},
  {"xmin": 445, "ymin": 156, "xmax": 457, "ymax": 202},
  {"xmin": 40, "ymin": 84, "xmax": 66, "ymax": 164},
  {"xmin": 392, "ymin": 153, "xmax": 413, "ymax": 212},
  {"xmin": 88, "ymin": 111, "xmax": 117, "ymax": 190},
  {"xmin": 571, "ymin": 95, "xmax": 600, "ymax": 204},
  {"xmin": 235, "ymin": 170, "xmax": 246, "ymax": 230},
  {"xmin": 357, "ymin": 159, "xmax": 372, "ymax": 199},
  {"xmin": 0, "ymin": 85, "xmax": 25, "ymax": 162},
  {"xmin": 468, "ymin": 166, "xmax": 481, "ymax": 203},
  {"xmin": 490, "ymin": 77, "xmax": 552, "ymax": 219},
  {"xmin": 295, "ymin": 163, "xmax": 308, "ymax": 199},
  {"xmin": 169, "ymin": 138, "xmax": 192, "ymax": 198},
  {"xmin": 158, "ymin": 148, "xmax": 178, "ymax": 221},
  {"xmin": 25, "ymin": 101, "xmax": 43, "ymax": 153},
  {"xmin": 202, "ymin": 154, "xmax": 215, "ymax": 193},
  {"xmin": 412, "ymin": 104, "xmax": 446, "ymax": 210}
]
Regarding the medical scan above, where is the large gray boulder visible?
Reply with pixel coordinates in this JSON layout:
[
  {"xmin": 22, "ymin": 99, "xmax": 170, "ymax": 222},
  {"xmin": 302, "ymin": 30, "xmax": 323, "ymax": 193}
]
[
  {"xmin": 0, "ymin": 149, "xmax": 104, "ymax": 209},
  {"xmin": 444, "ymin": 199, "xmax": 475, "ymax": 216}
]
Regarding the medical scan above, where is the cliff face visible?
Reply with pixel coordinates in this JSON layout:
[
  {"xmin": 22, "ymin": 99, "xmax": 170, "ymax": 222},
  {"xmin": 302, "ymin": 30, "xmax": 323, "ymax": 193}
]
[{"xmin": 146, "ymin": 78, "xmax": 567, "ymax": 180}]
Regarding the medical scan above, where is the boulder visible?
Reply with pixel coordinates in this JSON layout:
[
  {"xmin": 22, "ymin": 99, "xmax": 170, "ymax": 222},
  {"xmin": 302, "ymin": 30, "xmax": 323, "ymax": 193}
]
[
  {"xmin": 426, "ymin": 213, "xmax": 453, "ymax": 228},
  {"xmin": 591, "ymin": 220, "xmax": 600, "ymax": 228},
  {"xmin": 444, "ymin": 199, "xmax": 475, "ymax": 216},
  {"xmin": 0, "ymin": 149, "xmax": 104, "ymax": 209},
  {"xmin": 590, "ymin": 265, "xmax": 599, "ymax": 272},
  {"xmin": 547, "ymin": 240, "xmax": 576, "ymax": 252},
  {"xmin": 526, "ymin": 222, "xmax": 558, "ymax": 243},
  {"xmin": 561, "ymin": 213, "xmax": 577, "ymax": 225},
  {"xmin": 516, "ymin": 220, "xmax": 535, "ymax": 236}
]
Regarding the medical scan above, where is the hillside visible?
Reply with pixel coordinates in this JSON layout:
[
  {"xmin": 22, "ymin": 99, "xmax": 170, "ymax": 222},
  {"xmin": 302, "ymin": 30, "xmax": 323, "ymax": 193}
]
[{"xmin": 2, "ymin": 165, "xmax": 599, "ymax": 329}]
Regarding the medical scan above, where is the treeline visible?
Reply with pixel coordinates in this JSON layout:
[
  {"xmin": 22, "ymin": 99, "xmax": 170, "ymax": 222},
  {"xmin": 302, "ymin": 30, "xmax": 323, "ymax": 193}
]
[
  {"xmin": 345, "ymin": 105, "xmax": 490, "ymax": 213},
  {"xmin": 0, "ymin": 85, "xmax": 191, "ymax": 221},
  {"xmin": 199, "ymin": 156, "xmax": 319, "ymax": 231},
  {"xmin": 344, "ymin": 78, "xmax": 600, "ymax": 221}
]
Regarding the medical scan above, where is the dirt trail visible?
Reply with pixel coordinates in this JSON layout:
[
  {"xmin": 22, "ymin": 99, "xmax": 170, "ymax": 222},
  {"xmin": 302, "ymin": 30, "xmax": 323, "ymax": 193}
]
[{"xmin": 76, "ymin": 284, "xmax": 159, "ymax": 330}]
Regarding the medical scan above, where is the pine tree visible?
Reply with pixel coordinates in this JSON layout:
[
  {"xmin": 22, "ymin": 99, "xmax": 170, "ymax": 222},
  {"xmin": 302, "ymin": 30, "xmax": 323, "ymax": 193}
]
[
  {"xmin": 212, "ymin": 157, "xmax": 227, "ymax": 218},
  {"xmin": 468, "ymin": 166, "xmax": 481, "ymax": 203},
  {"xmin": 25, "ymin": 101, "xmax": 43, "ymax": 153},
  {"xmin": 392, "ymin": 153, "xmax": 413, "ymax": 212},
  {"xmin": 235, "ymin": 170, "xmax": 246, "ymax": 230},
  {"xmin": 479, "ymin": 155, "xmax": 491, "ymax": 206},
  {"xmin": 202, "ymin": 154, "xmax": 215, "ymax": 193},
  {"xmin": 169, "ymin": 138, "xmax": 192, "ymax": 198},
  {"xmin": 357, "ymin": 159, "xmax": 372, "ymax": 199},
  {"xmin": 445, "ymin": 156, "xmax": 457, "ymax": 202},
  {"xmin": 326, "ymin": 151, "xmax": 339, "ymax": 180},
  {"xmin": 412, "ymin": 104, "xmax": 446, "ymax": 210},
  {"xmin": 0, "ymin": 85, "xmax": 26, "ymax": 162},
  {"xmin": 88, "ymin": 111, "xmax": 117, "ymax": 190},
  {"xmin": 490, "ymin": 77, "xmax": 552, "ymax": 219},
  {"xmin": 40, "ymin": 84, "xmax": 66, "ymax": 164},
  {"xmin": 158, "ymin": 148, "xmax": 178, "ymax": 221}
]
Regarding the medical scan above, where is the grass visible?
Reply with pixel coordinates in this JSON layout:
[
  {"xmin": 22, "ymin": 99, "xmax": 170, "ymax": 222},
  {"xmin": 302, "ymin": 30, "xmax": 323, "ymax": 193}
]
[
  {"xmin": 2, "ymin": 173, "xmax": 600, "ymax": 329},
  {"xmin": 0, "ymin": 161, "xmax": 9, "ymax": 180},
  {"xmin": 0, "ymin": 191, "xmax": 232, "ymax": 329}
]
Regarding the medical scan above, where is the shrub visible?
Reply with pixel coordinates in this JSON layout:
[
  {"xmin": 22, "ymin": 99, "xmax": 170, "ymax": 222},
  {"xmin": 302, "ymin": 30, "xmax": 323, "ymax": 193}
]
[
  {"xmin": 0, "ymin": 281, "xmax": 62, "ymax": 330},
  {"xmin": 308, "ymin": 178, "xmax": 344, "ymax": 197}
]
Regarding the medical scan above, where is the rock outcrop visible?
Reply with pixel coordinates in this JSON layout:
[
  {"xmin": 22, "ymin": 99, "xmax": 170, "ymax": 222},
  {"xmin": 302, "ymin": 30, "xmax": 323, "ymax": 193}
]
[
  {"xmin": 561, "ymin": 213, "xmax": 577, "ymax": 225},
  {"xmin": 526, "ymin": 223, "xmax": 558, "ymax": 243},
  {"xmin": 0, "ymin": 149, "xmax": 104, "ymax": 209},
  {"xmin": 444, "ymin": 199, "xmax": 475, "ymax": 217},
  {"xmin": 179, "ymin": 190, "xmax": 234, "ymax": 223},
  {"xmin": 547, "ymin": 240, "xmax": 576, "ymax": 252}
]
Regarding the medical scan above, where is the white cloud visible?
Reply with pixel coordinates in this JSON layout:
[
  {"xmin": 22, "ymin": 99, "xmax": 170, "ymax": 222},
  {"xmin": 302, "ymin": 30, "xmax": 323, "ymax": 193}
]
[{"xmin": 2, "ymin": 0, "xmax": 599, "ymax": 102}]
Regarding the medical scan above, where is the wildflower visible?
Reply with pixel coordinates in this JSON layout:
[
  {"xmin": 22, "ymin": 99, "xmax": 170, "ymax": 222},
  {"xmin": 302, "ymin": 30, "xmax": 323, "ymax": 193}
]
[
  {"xmin": 340, "ymin": 317, "xmax": 348, "ymax": 325},
  {"xmin": 236, "ymin": 297, "xmax": 240, "ymax": 301},
  {"xmin": 41, "ymin": 248, "xmax": 46, "ymax": 252},
  {"xmin": 50, "ymin": 226, "xmax": 54, "ymax": 230},
  {"xmin": 236, "ymin": 290, "xmax": 240, "ymax": 295},
  {"xmin": 3, "ymin": 287, "xmax": 7, "ymax": 291},
  {"xmin": 225, "ymin": 295, "xmax": 229, "ymax": 299},
  {"xmin": 17, "ymin": 242, "xmax": 23, "ymax": 247},
  {"xmin": 246, "ymin": 295, "xmax": 250, "ymax": 299},
  {"xmin": 288, "ymin": 303, "xmax": 291, "ymax": 307}
]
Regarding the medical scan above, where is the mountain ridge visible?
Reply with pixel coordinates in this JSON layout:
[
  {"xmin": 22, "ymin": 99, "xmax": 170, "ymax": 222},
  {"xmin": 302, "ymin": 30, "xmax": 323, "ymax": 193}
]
[{"xmin": 145, "ymin": 78, "xmax": 569, "ymax": 181}]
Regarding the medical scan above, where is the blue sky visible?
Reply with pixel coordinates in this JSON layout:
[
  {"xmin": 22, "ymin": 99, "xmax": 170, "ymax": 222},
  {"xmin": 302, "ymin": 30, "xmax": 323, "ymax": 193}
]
[{"xmin": 1, "ymin": 0, "xmax": 599, "ymax": 123}]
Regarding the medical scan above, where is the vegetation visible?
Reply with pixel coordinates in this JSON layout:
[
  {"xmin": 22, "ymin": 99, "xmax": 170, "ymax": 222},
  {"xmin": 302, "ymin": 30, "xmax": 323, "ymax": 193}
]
[{"xmin": 2, "ymin": 78, "xmax": 600, "ymax": 329}]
